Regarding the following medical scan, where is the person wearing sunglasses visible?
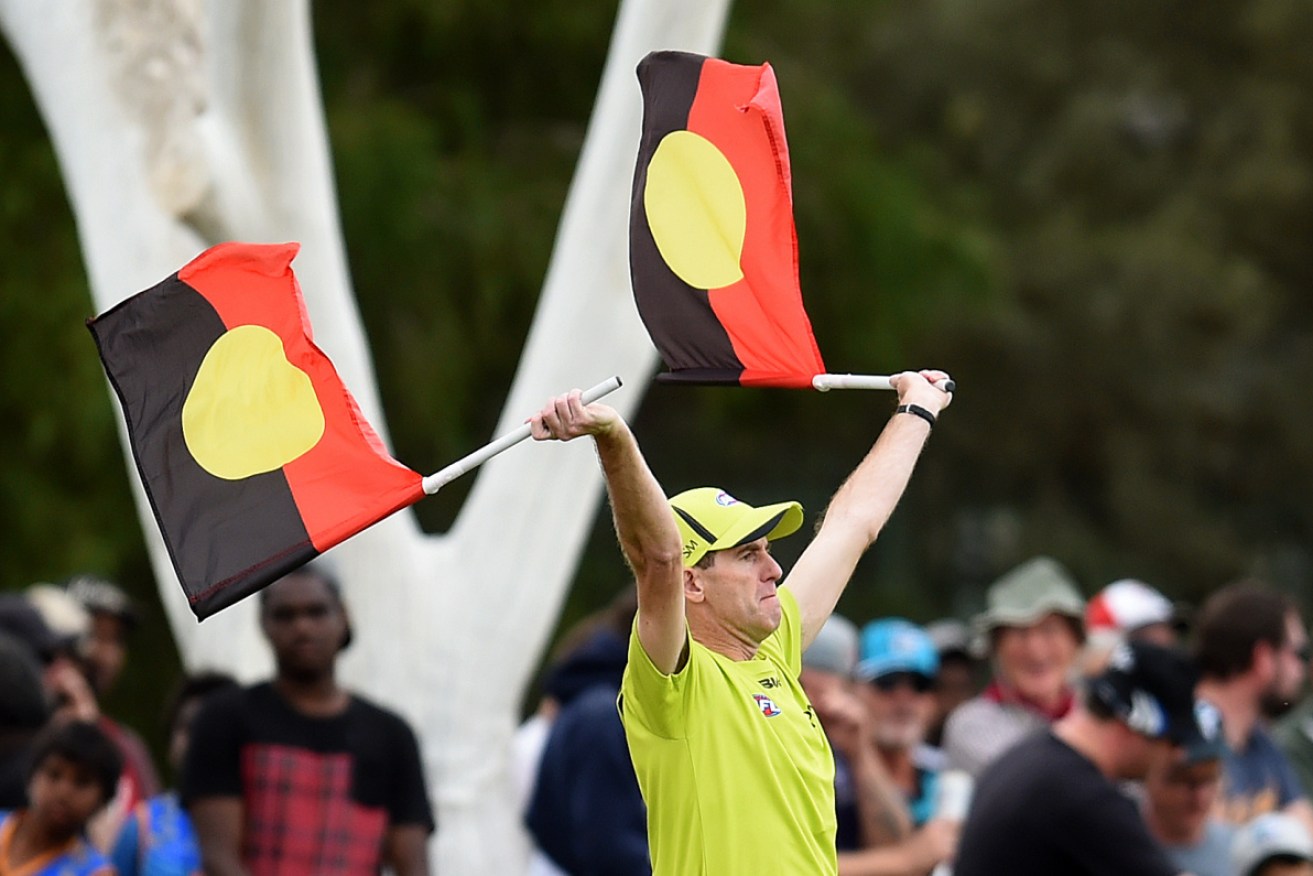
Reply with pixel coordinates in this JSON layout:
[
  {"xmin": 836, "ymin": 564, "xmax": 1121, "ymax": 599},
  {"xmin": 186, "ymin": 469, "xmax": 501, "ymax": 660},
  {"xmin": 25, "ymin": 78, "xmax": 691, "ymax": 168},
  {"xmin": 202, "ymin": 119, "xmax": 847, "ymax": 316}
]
[
  {"xmin": 805, "ymin": 619, "xmax": 959, "ymax": 876},
  {"xmin": 1194, "ymin": 581, "xmax": 1313, "ymax": 838},
  {"xmin": 855, "ymin": 620, "xmax": 945, "ymax": 829}
]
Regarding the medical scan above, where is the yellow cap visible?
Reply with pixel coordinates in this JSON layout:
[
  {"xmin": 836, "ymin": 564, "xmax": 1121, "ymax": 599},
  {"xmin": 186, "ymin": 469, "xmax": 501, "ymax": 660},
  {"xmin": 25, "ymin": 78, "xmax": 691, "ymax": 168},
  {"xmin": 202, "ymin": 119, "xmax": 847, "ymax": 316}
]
[{"xmin": 669, "ymin": 487, "xmax": 804, "ymax": 568}]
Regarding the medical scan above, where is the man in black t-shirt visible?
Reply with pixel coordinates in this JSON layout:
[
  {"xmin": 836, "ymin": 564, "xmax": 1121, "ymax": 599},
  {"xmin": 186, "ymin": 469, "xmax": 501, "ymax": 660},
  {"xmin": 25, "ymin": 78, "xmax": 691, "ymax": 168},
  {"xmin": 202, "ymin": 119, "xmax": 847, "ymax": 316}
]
[
  {"xmin": 955, "ymin": 640, "xmax": 1214, "ymax": 876},
  {"xmin": 181, "ymin": 563, "xmax": 434, "ymax": 875}
]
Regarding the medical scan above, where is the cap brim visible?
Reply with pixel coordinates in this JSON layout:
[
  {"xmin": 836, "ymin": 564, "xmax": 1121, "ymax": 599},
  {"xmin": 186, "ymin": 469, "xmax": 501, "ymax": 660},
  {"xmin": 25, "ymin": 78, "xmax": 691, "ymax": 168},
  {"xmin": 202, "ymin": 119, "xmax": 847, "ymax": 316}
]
[
  {"xmin": 1168, "ymin": 716, "xmax": 1211, "ymax": 749},
  {"xmin": 1181, "ymin": 735, "xmax": 1226, "ymax": 764},
  {"xmin": 710, "ymin": 501, "xmax": 803, "ymax": 554},
  {"xmin": 973, "ymin": 601, "xmax": 1084, "ymax": 636},
  {"xmin": 855, "ymin": 659, "xmax": 935, "ymax": 683}
]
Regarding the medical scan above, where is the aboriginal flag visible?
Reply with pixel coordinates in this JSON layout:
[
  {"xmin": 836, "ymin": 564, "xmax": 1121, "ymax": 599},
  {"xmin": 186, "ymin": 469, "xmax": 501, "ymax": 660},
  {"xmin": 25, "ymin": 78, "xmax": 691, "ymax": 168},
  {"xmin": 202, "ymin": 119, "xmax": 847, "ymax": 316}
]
[
  {"xmin": 88, "ymin": 242, "xmax": 424, "ymax": 619},
  {"xmin": 630, "ymin": 51, "xmax": 826, "ymax": 389}
]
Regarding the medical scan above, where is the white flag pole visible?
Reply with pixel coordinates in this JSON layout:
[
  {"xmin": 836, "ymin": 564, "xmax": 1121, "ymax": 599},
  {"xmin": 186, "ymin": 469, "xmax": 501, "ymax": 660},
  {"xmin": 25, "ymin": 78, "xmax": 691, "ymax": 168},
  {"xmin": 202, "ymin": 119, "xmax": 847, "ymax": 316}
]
[
  {"xmin": 421, "ymin": 376, "xmax": 623, "ymax": 495},
  {"xmin": 812, "ymin": 373, "xmax": 956, "ymax": 393}
]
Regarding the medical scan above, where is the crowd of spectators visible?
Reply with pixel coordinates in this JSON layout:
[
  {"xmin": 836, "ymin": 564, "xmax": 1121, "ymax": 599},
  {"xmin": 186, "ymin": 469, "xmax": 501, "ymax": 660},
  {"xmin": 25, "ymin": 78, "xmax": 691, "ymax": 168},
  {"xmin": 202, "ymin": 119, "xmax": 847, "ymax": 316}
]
[
  {"xmin": 0, "ymin": 563, "xmax": 432, "ymax": 876},
  {"xmin": 6, "ymin": 554, "xmax": 1313, "ymax": 875}
]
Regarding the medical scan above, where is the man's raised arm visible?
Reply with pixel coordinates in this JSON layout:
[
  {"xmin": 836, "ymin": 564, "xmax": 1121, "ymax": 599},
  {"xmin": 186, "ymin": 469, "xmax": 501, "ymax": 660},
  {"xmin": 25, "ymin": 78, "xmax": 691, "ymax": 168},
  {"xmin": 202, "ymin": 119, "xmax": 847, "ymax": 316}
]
[
  {"xmin": 531, "ymin": 391, "xmax": 687, "ymax": 673},
  {"xmin": 787, "ymin": 371, "xmax": 953, "ymax": 647}
]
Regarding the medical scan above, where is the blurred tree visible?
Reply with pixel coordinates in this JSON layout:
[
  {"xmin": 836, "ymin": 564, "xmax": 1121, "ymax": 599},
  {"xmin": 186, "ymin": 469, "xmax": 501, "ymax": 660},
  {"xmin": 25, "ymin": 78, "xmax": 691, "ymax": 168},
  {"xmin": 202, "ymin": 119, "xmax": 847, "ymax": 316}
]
[{"xmin": 849, "ymin": 0, "xmax": 1313, "ymax": 608}]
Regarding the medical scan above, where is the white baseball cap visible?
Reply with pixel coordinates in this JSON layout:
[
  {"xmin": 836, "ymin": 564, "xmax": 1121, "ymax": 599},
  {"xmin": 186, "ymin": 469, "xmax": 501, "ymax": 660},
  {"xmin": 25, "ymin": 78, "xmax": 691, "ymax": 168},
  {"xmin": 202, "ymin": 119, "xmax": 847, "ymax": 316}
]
[
  {"xmin": 1232, "ymin": 812, "xmax": 1313, "ymax": 876},
  {"xmin": 1085, "ymin": 579, "xmax": 1176, "ymax": 635}
]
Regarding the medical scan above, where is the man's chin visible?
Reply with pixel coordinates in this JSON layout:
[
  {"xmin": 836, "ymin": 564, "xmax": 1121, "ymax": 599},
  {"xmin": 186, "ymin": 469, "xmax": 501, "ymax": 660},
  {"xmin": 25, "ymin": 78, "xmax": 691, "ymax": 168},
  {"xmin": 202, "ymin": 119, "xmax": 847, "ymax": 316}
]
[
  {"xmin": 754, "ymin": 609, "xmax": 783, "ymax": 639},
  {"xmin": 1014, "ymin": 674, "xmax": 1064, "ymax": 702},
  {"xmin": 279, "ymin": 660, "xmax": 332, "ymax": 681}
]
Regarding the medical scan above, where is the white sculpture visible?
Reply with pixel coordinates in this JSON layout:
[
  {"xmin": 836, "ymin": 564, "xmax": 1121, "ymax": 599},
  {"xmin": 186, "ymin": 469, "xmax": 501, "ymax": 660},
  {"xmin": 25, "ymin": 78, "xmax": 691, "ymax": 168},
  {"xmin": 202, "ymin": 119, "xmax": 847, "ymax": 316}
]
[{"xmin": 0, "ymin": 0, "xmax": 730, "ymax": 870}]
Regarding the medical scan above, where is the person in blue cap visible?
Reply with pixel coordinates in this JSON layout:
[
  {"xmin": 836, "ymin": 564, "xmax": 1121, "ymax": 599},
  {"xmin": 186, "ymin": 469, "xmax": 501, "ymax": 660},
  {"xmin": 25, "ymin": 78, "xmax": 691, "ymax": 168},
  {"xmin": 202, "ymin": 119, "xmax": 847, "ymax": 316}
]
[
  {"xmin": 821, "ymin": 619, "xmax": 960, "ymax": 875},
  {"xmin": 855, "ymin": 619, "xmax": 947, "ymax": 828}
]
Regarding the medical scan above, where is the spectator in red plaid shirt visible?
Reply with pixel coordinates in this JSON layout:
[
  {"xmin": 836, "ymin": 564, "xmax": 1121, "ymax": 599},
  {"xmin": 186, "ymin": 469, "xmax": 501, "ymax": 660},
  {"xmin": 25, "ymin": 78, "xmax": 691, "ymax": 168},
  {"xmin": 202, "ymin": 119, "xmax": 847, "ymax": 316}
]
[{"xmin": 180, "ymin": 563, "xmax": 434, "ymax": 875}]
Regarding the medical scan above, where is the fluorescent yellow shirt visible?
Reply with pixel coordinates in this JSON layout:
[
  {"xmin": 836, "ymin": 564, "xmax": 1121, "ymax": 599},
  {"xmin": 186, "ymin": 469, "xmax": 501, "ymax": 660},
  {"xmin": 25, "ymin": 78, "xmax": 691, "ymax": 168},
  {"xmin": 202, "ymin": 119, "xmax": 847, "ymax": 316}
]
[{"xmin": 619, "ymin": 587, "xmax": 837, "ymax": 875}]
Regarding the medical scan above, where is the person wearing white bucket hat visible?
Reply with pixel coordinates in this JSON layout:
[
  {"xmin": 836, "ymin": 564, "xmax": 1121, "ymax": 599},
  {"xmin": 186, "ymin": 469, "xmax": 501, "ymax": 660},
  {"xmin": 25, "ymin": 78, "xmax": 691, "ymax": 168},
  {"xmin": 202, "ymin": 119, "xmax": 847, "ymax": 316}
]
[{"xmin": 942, "ymin": 556, "xmax": 1085, "ymax": 778}]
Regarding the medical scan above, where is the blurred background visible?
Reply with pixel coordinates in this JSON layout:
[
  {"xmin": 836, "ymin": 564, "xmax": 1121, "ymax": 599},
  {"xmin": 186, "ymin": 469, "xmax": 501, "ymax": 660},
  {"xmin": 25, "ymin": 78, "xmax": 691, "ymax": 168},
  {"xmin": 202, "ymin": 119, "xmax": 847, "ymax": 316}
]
[{"xmin": 3, "ymin": 0, "xmax": 1312, "ymax": 762}]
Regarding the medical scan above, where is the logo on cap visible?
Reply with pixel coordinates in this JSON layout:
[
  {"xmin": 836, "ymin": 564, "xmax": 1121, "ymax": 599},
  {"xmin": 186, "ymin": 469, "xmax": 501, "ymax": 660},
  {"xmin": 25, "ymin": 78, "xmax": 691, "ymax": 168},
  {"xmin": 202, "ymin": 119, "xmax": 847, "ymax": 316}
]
[
  {"xmin": 753, "ymin": 693, "xmax": 781, "ymax": 718},
  {"xmin": 1126, "ymin": 689, "xmax": 1166, "ymax": 738},
  {"xmin": 716, "ymin": 491, "xmax": 739, "ymax": 506},
  {"xmin": 1108, "ymin": 642, "xmax": 1135, "ymax": 671},
  {"xmin": 892, "ymin": 628, "xmax": 922, "ymax": 656},
  {"xmin": 1195, "ymin": 700, "xmax": 1222, "ymax": 741}
]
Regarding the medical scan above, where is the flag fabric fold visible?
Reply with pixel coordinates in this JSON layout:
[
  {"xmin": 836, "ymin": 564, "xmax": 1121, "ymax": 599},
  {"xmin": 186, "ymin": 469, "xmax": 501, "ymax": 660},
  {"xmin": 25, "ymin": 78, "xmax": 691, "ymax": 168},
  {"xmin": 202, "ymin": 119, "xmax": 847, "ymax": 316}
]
[
  {"xmin": 88, "ymin": 242, "xmax": 424, "ymax": 619},
  {"xmin": 630, "ymin": 50, "xmax": 826, "ymax": 389}
]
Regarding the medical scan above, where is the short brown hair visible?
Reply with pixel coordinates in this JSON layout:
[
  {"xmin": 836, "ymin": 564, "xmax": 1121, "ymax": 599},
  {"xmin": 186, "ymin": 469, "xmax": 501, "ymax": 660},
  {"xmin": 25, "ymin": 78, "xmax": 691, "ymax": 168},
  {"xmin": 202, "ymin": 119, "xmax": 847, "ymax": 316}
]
[{"xmin": 1193, "ymin": 582, "xmax": 1294, "ymax": 680}]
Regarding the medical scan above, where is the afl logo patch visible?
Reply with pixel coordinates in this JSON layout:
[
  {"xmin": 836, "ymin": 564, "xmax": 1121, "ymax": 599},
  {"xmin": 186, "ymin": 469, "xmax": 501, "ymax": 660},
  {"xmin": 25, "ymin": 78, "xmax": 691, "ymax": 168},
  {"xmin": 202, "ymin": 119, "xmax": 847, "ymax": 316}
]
[{"xmin": 753, "ymin": 693, "xmax": 781, "ymax": 717}]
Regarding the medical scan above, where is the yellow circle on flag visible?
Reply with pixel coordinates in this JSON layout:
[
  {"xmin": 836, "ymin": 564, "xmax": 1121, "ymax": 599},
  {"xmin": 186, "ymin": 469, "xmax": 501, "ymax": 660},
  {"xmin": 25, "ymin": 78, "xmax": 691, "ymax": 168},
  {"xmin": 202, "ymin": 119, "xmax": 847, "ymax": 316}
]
[
  {"xmin": 644, "ymin": 130, "xmax": 746, "ymax": 290},
  {"xmin": 182, "ymin": 324, "xmax": 326, "ymax": 480}
]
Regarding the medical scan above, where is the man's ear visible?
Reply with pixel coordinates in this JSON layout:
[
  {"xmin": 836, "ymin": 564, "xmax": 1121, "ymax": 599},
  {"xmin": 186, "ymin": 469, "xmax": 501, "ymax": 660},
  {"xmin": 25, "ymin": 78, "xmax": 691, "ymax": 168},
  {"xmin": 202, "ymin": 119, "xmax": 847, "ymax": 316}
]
[
  {"xmin": 1253, "ymin": 640, "xmax": 1276, "ymax": 683},
  {"xmin": 339, "ymin": 607, "xmax": 354, "ymax": 651},
  {"xmin": 684, "ymin": 568, "xmax": 707, "ymax": 604}
]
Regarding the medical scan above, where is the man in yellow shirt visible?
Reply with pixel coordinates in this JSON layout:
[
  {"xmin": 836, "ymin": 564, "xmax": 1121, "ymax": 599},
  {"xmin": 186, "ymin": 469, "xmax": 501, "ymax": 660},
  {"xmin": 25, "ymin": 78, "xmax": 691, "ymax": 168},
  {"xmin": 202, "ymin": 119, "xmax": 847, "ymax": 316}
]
[{"xmin": 530, "ymin": 370, "xmax": 952, "ymax": 875}]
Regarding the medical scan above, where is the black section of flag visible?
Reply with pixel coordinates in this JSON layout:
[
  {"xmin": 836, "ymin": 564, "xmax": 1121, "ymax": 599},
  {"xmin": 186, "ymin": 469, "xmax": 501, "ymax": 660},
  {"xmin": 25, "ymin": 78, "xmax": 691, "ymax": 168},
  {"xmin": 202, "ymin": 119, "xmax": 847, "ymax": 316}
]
[
  {"xmin": 630, "ymin": 51, "xmax": 742, "ymax": 383},
  {"xmin": 88, "ymin": 276, "xmax": 316, "ymax": 619}
]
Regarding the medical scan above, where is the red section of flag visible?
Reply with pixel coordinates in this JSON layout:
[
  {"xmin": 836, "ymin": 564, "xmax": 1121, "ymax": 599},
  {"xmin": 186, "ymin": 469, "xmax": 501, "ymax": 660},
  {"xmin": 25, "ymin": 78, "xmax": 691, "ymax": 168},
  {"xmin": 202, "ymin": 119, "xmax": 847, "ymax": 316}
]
[
  {"xmin": 179, "ymin": 243, "xmax": 424, "ymax": 552},
  {"xmin": 689, "ymin": 60, "xmax": 825, "ymax": 388}
]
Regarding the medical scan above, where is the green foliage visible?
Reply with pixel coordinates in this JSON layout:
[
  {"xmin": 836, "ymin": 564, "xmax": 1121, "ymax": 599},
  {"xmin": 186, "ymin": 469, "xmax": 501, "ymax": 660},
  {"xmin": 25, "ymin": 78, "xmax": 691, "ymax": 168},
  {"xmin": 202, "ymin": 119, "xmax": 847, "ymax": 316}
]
[{"xmin": 853, "ymin": 0, "xmax": 1313, "ymax": 611}]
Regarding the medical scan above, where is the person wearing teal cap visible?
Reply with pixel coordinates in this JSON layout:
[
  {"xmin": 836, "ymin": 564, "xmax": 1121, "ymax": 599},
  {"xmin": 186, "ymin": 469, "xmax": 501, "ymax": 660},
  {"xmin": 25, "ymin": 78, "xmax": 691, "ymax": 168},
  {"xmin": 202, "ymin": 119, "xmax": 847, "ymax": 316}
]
[
  {"xmin": 839, "ymin": 619, "xmax": 961, "ymax": 875},
  {"xmin": 530, "ymin": 370, "xmax": 953, "ymax": 876},
  {"xmin": 856, "ymin": 619, "xmax": 944, "ymax": 827}
]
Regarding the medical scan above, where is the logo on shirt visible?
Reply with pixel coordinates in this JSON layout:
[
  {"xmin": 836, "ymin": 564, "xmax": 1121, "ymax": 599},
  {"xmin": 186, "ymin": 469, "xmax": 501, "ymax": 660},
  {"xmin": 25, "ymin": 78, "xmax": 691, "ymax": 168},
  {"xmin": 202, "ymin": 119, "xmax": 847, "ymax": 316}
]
[
  {"xmin": 759, "ymin": 676, "xmax": 782, "ymax": 689},
  {"xmin": 753, "ymin": 693, "xmax": 782, "ymax": 717}
]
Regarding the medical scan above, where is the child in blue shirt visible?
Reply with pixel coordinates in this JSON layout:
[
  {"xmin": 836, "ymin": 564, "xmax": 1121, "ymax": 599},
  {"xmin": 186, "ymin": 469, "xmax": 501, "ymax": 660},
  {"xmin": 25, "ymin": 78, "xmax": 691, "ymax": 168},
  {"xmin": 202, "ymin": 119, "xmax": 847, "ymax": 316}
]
[
  {"xmin": 0, "ymin": 720, "xmax": 121, "ymax": 876},
  {"xmin": 111, "ymin": 672, "xmax": 238, "ymax": 876}
]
